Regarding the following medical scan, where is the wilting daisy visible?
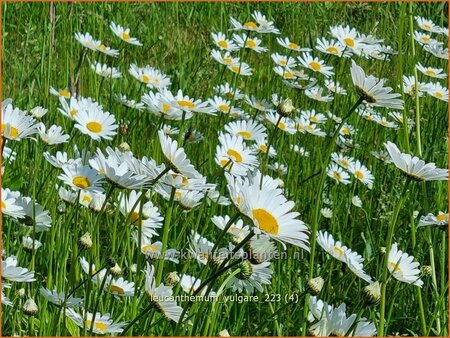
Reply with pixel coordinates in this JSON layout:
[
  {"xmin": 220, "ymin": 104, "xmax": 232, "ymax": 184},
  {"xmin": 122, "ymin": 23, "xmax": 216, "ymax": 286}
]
[
  {"xmin": 388, "ymin": 243, "xmax": 423, "ymax": 287},
  {"xmin": 2, "ymin": 256, "xmax": 35, "ymax": 282},
  {"xmin": 348, "ymin": 161, "xmax": 375, "ymax": 186},
  {"xmin": 211, "ymin": 32, "xmax": 238, "ymax": 51},
  {"xmin": 143, "ymin": 263, "xmax": 183, "ymax": 322},
  {"xmin": 416, "ymin": 63, "xmax": 447, "ymax": 79},
  {"xmin": 129, "ymin": 64, "xmax": 171, "ymax": 89},
  {"xmin": 350, "ymin": 60, "xmax": 404, "ymax": 109},
  {"xmin": 276, "ymin": 37, "xmax": 311, "ymax": 52},
  {"xmin": 40, "ymin": 288, "xmax": 83, "ymax": 307},
  {"xmin": 298, "ymin": 52, "xmax": 334, "ymax": 77},
  {"xmin": 426, "ymin": 82, "xmax": 449, "ymax": 102},
  {"xmin": 37, "ymin": 123, "xmax": 69, "ymax": 145},
  {"xmin": 91, "ymin": 62, "xmax": 122, "ymax": 79},
  {"xmin": 110, "ymin": 22, "xmax": 142, "ymax": 46},
  {"xmin": 73, "ymin": 106, "xmax": 118, "ymax": 141},
  {"xmin": 2, "ymin": 104, "xmax": 38, "ymax": 141},
  {"xmin": 65, "ymin": 308, "xmax": 126, "ymax": 334},
  {"xmin": 215, "ymin": 133, "xmax": 259, "ymax": 177},
  {"xmin": 384, "ymin": 141, "xmax": 448, "ymax": 181},
  {"xmin": 58, "ymin": 163, "xmax": 104, "ymax": 193}
]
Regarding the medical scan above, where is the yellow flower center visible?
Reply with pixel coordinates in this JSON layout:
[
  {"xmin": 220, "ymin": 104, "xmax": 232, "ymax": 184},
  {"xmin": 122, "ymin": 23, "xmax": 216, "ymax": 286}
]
[
  {"xmin": 333, "ymin": 172, "xmax": 342, "ymax": 180},
  {"xmin": 278, "ymin": 121, "xmax": 286, "ymax": 130},
  {"xmin": 109, "ymin": 285, "xmax": 125, "ymax": 294},
  {"xmin": 218, "ymin": 104, "xmax": 230, "ymax": 112},
  {"xmin": 227, "ymin": 149, "xmax": 243, "ymax": 163},
  {"xmin": 141, "ymin": 75, "xmax": 150, "ymax": 83},
  {"xmin": 73, "ymin": 176, "xmax": 91, "ymax": 189},
  {"xmin": 246, "ymin": 39, "xmax": 257, "ymax": 48},
  {"xmin": 59, "ymin": 89, "xmax": 71, "ymax": 98},
  {"xmin": 130, "ymin": 211, "xmax": 140, "ymax": 224},
  {"xmin": 143, "ymin": 244, "xmax": 159, "ymax": 252},
  {"xmin": 175, "ymin": 190, "xmax": 183, "ymax": 198},
  {"xmin": 81, "ymin": 195, "xmax": 92, "ymax": 204},
  {"xmin": 86, "ymin": 121, "xmax": 103, "ymax": 133},
  {"xmin": 237, "ymin": 131, "xmax": 252, "ymax": 139},
  {"xmin": 243, "ymin": 21, "xmax": 258, "ymax": 29},
  {"xmin": 220, "ymin": 159, "xmax": 232, "ymax": 169},
  {"xmin": 218, "ymin": 40, "xmax": 228, "ymax": 49},
  {"xmin": 284, "ymin": 71, "xmax": 294, "ymax": 79},
  {"xmin": 333, "ymin": 246, "xmax": 344, "ymax": 257},
  {"xmin": 355, "ymin": 170, "xmax": 364, "ymax": 180},
  {"xmin": 310, "ymin": 116, "xmax": 318, "ymax": 123},
  {"xmin": 288, "ymin": 42, "xmax": 299, "ymax": 49},
  {"xmin": 231, "ymin": 65, "xmax": 240, "ymax": 73},
  {"xmin": 436, "ymin": 213, "xmax": 447, "ymax": 221},
  {"xmin": 309, "ymin": 61, "xmax": 321, "ymax": 71},
  {"xmin": 177, "ymin": 100, "xmax": 195, "ymax": 109},
  {"xmin": 341, "ymin": 127, "xmax": 350, "ymax": 135},
  {"xmin": 425, "ymin": 69, "xmax": 436, "ymax": 76},
  {"xmin": 99, "ymin": 44, "xmax": 107, "ymax": 52},
  {"xmin": 422, "ymin": 36, "xmax": 431, "ymax": 43},
  {"xmin": 1, "ymin": 201, "xmax": 6, "ymax": 209},
  {"xmin": 252, "ymin": 208, "xmax": 279, "ymax": 235},
  {"xmin": 69, "ymin": 109, "xmax": 78, "ymax": 117},
  {"xmin": 122, "ymin": 32, "xmax": 130, "ymax": 41},
  {"xmin": 340, "ymin": 160, "xmax": 349, "ymax": 168},
  {"xmin": 1, "ymin": 124, "xmax": 19, "ymax": 138},
  {"xmin": 279, "ymin": 60, "xmax": 287, "ymax": 66},
  {"xmin": 435, "ymin": 91, "xmax": 444, "ymax": 99},
  {"xmin": 259, "ymin": 144, "xmax": 268, "ymax": 153},
  {"xmin": 389, "ymin": 261, "xmax": 401, "ymax": 272},
  {"xmin": 326, "ymin": 46, "xmax": 339, "ymax": 54},
  {"xmin": 223, "ymin": 57, "xmax": 233, "ymax": 64},
  {"xmin": 161, "ymin": 103, "xmax": 171, "ymax": 113},
  {"xmin": 85, "ymin": 320, "xmax": 108, "ymax": 332},
  {"xmin": 344, "ymin": 37, "xmax": 355, "ymax": 47}
]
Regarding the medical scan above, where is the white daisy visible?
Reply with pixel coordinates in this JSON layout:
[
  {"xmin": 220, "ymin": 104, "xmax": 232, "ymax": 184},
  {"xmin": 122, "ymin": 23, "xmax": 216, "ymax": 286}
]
[
  {"xmin": 388, "ymin": 243, "xmax": 423, "ymax": 287},
  {"xmin": 37, "ymin": 123, "xmax": 69, "ymax": 145},
  {"xmin": 110, "ymin": 22, "xmax": 142, "ymax": 46}
]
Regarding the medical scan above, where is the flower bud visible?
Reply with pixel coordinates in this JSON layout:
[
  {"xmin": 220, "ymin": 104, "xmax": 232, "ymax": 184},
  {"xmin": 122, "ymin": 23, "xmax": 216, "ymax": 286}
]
[
  {"xmin": 219, "ymin": 329, "xmax": 230, "ymax": 337},
  {"xmin": 110, "ymin": 263, "xmax": 122, "ymax": 276},
  {"xmin": 165, "ymin": 271, "xmax": 180, "ymax": 286},
  {"xmin": 16, "ymin": 288, "xmax": 26, "ymax": 298},
  {"xmin": 421, "ymin": 265, "xmax": 433, "ymax": 277},
  {"xmin": 79, "ymin": 232, "xmax": 93, "ymax": 249},
  {"xmin": 277, "ymin": 98, "xmax": 295, "ymax": 117},
  {"xmin": 307, "ymin": 276, "xmax": 324, "ymax": 296},
  {"xmin": 118, "ymin": 142, "xmax": 130, "ymax": 152},
  {"xmin": 23, "ymin": 298, "xmax": 38, "ymax": 316},
  {"xmin": 364, "ymin": 281, "xmax": 381, "ymax": 305}
]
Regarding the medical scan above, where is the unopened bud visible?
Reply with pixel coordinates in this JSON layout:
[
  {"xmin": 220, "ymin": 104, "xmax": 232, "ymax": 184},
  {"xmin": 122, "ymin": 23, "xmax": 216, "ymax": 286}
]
[
  {"xmin": 16, "ymin": 288, "xmax": 26, "ymax": 298},
  {"xmin": 277, "ymin": 98, "xmax": 295, "ymax": 117},
  {"xmin": 110, "ymin": 263, "xmax": 122, "ymax": 276},
  {"xmin": 307, "ymin": 276, "xmax": 324, "ymax": 296},
  {"xmin": 165, "ymin": 271, "xmax": 180, "ymax": 286},
  {"xmin": 379, "ymin": 247, "xmax": 386, "ymax": 254},
  {"xmin": 363, "ymin": 281, "xmax": 381, "ymax": 305},
  {"xmin": 118, "ymin": 142, "xmax": 130, "ymax": 152},
  {"xmin": 219, "ymin": 329, "xmax": 230, "ymax": 337},
  {"xmin": 79, "ymin": 232, "xmax": 93, "ymax": 249},
  {"xmin": 119, "ymin": 120, "xmax": 129, "ymax": 136},
  {"xmin": 130, "ymin": 264, "xmax": 137, "ymax": 274},
  {"xmin": 421, "ymin": 265, "xmax": 433, "ymax": 277},
  {"xmin": 23, "ymin": 298, "xmax": 38, "ymax": 315}
]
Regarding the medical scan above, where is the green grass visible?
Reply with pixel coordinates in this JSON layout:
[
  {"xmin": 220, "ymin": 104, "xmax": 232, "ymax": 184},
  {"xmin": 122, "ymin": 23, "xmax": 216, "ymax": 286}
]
[{"xmin": 1, "ymin": 2, "xmax": 448, "ymax": 337}]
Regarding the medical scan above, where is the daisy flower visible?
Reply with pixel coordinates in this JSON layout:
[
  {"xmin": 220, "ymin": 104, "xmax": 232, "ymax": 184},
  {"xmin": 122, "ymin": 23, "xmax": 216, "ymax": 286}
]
[
  {"xmin": 224, "ymin": 119, "xmax": 267, "ymax": 141},
  {"xmin": 58, "ymin": 163, "xmax": 104, "ymax": 193},
  {"xmin": 273, "ymin": 66, "xmax": 298, "ymax": 80},
  {"xmin": 114, "ymin": 94, "xmax": 145, "ymax": 110},
  {"xmin": 327, "ymin": 164, "xmax": 351, "ymax": 185},
  {"xmin": 37, "ymin": 123, "xmax": 69, "ymax": 145},
  {"xmin": 142, "ymin": 90, "xmax": 186, "ymax": 120},
  {"xmin": 331, "ymin": 152, "xmax": 355, "ymax": 170},
  {"xmin": 227, "ymin": 62, "xmax": 253, "ymax": 76},
  {"xmin": 348, "ymin": 161, "xmax": 374, "ymax": 186},
  {"xmin": 325, "ymin": 79, "xmax": 347, "ymax": 95},
  {"xmin": 371, "ymin": 150, "xmax": 392, "ymax": 163},
  {"xmin": 211, "ymin": 50, "xmax": 240, "ymax": 67},
  {"xmin": 90, "ymin": 62, "xmax": 122, "ymax": 79},
  {"xmin": 50, "ymin": 86, "xmax": 72, "ymax": 99},
  {"xmin": 253, "ymin": 138, "xmax": 277, "ymax": 157},
  {"xmin": 233, "ymin": 34, "xmax": 267, "ymax": 53},
  {"xmin": 226, "ymin": 260, "xmax": 273, "ymax": 294},
  {"xmin": 211, "ymin": 215, "xmax": 250, "ymax": 243},
  {"xmin": 388, "ymin": 243, "xmax": 423, "ymax": 287},
  {"xmin": 170, "ymin": 89, "xmax": 215, "ymax": 115},
  {"xmin": 1, "ymin": 188, "xmax": 25, "ymax": 219},
  {"xmin": 129, "ymin": 64, "xmax": 171, "ymax": 89},
  {"xmin": 110, "ymin": 22, "xmax": 142, "ymax": 46},
  {"xmin": 15, "ymin": 196, "xmax": 52, "ymax": 232},
  {"xmin": 105, "ymin": 277, "xmax": 135, "ymax": 297},
  {"xmin": 74, "ymin": 32, "xmax": 100, "ymax": 51},
  {"xmin": 276, "ymin": 37, "xmax": 311, "ymax": 52},
  {"xmin": 40, "ymin": 288, "xmax": 83, "ymax": 307},
  {"xmin": 424, "ymin": 44, "xmax": 449, "ymax": 60},
  {"xmin": 352, "ymin": 196, "xmax": 363, "ymax": 208},
  {"xmin": 158, "ymin": 130, "xmax": 202, "ymax": 178},
  {"xmin": 373, "ymin": 115, "xmax": 397, "ymax": 129},
  {"xmin": 305, "ymin": 86, "xmax": 333, "ymax": 102},
  {"xmin": 73, "ymin": 106, "xmax": 118, "ymax": 141},
  {"xmin": 298, "ymin": 52, "xmax": 334, "ymax": 77},
  {"xmin": 215, "ymin": 133, "xmax": 259, "ymax": 177},
  {"xmin": 65, "ymin": 308, "xmax": 126, "ymax": 334},
  {"xmin": 271, "ymin": 53, "xmax": 297, "ymax": 68},
  {"xmin": 414, "ymin": 16, "xmax": 441, "ymax": 33},
  {"xmin": 95, "ymin": 41, "xmax": 120, "ymax": 57},
  {"xmin": 384, "ymin": 141, "xmax": 448, "ymax": 181},
  {"xmin": 330, "ymin": 25, "xmax": 365, "ymax": 54},
  {"xmin": 143, "ymin": 263, "xmax": 183, "ymax": 323},
  {"xmin": 211, "ymin": 32, "xmax": 238, "ymax": 51},
  {"xmin": 22, "ymin": 236, "xmax": 42, "ymax": 251},
  {"xmin": 426, "ymin": 82, "xmax": 449, "ymax": 101},
  {"xmin": 239, "ymin": 172, "xmax": 309, "ymax": 250},
  {"xmin": 265, "ymin": 112, "xmax": 296, "ymax": 134},
  {"xmin": 208, "ymin": 96, "xmax": 233, "ymax": 114},
  {"xmin": 2, "ymin": 256, "xmax": 35, "ymax": 282},
  {"xmin": 350, "ymin": 60, "xmax": 404, "ymax": 109},
  {"xmin": 213, "ymin": 82, "xmax": 245, "ymax": 100},
  {"xmin": 251, "ymin": 10, "xmax": 280, "ymax": 34},
  {"xmin": 58, "ymin": 96, "xmax": 101, "ymax": 120},
  {"xmin": 2, "ymin": 104, "xmax": 38, "ymax": 141},
  {"xmin": 315, "ymin": 37, "xmax": 351, "ymax": 57},
  {"xmin": 413, "ymin": 31, "xmax": 442, "ymax": 46},
  {"xmin": 30, "ymin": 106, "xmax": 48, "ymax": 119},
  {"xmin": 189, "ymin": 231, "xmax": 215, "ymax": 265},
  {"xmin": 416, "ymin": 63, "xmax": 447, "ymax": 79},
  {"xmin": 418, "ymin": 212, "xmax": 448, "ymax": 228},
  {"xmin": 402, "ymin": 75, "xmax": 429, "ymax": 96}
]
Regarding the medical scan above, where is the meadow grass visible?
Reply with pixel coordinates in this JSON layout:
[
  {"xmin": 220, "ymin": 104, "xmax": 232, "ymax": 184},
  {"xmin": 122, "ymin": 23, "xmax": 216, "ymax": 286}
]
[{"xmin": 1, "ymin": 1, "xmax": 448, "ymax": 336}]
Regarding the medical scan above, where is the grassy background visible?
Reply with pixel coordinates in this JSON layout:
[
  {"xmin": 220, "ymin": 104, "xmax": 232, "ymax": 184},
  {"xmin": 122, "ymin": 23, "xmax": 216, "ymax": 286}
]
[{"xmin": 1, "ymin": 1, "xmax": 448, "ymax": 336}]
